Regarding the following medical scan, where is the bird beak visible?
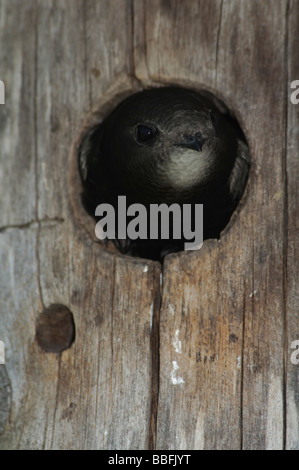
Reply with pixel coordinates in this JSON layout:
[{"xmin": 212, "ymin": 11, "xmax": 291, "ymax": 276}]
[{"xmin": 175, "ymin": 132, "xmax": 206, "ymax": 152}]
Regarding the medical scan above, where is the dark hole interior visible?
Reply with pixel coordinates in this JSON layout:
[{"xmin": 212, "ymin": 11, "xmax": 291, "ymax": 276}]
[{"xmin": 78, "ymin": 86, "xmax": 250, "ymax": 262}]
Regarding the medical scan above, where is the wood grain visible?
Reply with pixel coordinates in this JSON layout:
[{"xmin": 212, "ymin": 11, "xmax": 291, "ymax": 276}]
[
  {"xmin": 216, "ymin": 0, "xmax": 287, "ymax": 450},
  {"xmin": 0, "ymin": 0, "xmax": 37, "ymax": 226},
  {"xmin": 0, "ymin": 0, "xmax": 298, "ymax": 450},
  {"xmin": 0, "ymin": 0, "xmax": 160, "ymax": 450},
  {"xmin": 141, "ymin": 0, "xmax": 289, "ymax": 449},
  {"xmin": 285, "ymin": 0, "xmax": 299, "ymax": 451}
]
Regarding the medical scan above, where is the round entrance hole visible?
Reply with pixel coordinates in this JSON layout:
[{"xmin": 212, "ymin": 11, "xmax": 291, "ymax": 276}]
[{"xmin": 77, "ymin": 86, "xmax": 250, "ymax": 262}]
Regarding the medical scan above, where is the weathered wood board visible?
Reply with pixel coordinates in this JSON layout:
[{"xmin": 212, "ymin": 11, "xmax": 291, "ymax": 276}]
[{"xmin": 0, "ymin": 0, "xmax": 298, "ymax": 450}]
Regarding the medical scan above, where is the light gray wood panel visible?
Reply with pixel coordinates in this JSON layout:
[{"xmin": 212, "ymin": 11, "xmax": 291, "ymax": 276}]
[
  {"xmin": 0, "ymin": 0, "xmax": 37, "ymax": 225},
  {"xmin": 0, "ymin": 0, "xmax": 160, "ymax": 450},
  {"xmin": 152, "ymin": 0, "xmax": 288, "ymax": 449}
]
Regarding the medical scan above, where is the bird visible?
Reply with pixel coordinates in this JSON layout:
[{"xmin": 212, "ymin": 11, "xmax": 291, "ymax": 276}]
[{"xmin": 78, "ymin": 86, "xmax": 250, "ymax": 261}]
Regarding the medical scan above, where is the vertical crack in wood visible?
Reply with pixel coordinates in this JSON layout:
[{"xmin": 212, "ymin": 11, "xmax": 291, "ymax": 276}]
[
  {"xmin": 240, "ymin": 284, "xmax": 246, "ymax": 449},
  {"xmin": 33, "ymin": 0, "xmax": 44, "ymax": 311},
  {"xmin": 129, "ymin": 0, "xmax": 143, "ymax": 87},
  {"xmin": 130, "ymin": 0, "xmax": 136, "ymax": 79},
  {"xmin": 35, "ymin": 221, "xmax": 44, "ymax": 309},
  {"xmin": 109, "ymin": 256, "xmax": 117, "ymax": 405},
  {"xmin": 149, "ymin": 263, "xmax": 162, "ymax": 450},
  {"xmin": 215, "ymin": 0, "xmax": 223, "ymax": 87},
  {"xmin": 50, "ymin": 353, "xmax": 62, "ymax": 449},
  {"xmin": 142, "ymin": 0, "xmax": 150, "ymax": 81},
  {"xmin": 282, "ymin": 0, "xmax": 290, "ymax": 451},
  {"xmin": 130, "ymin": 3, "xmax": 161, "ymax": 447},
  {"xmin": 82, "ymin": 0, "xmax": 92, "ymax": 110},
  {"xmin": 42, "ymin": 404, "xmax": 49, "ymax": 450}
]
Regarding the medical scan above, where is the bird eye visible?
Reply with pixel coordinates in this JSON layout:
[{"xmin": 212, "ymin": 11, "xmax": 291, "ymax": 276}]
[{"xmin": 136, "ymin": 124, "xmax": 157, "ymax": 143}]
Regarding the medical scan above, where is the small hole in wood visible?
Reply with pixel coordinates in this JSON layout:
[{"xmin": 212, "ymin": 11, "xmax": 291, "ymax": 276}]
[
  {"xmin": 36, "ymin": 304, "xmax": 75, "ymax": 353},
  {"xmin": 76, "ymin": 86, "xmax": 250, "ymax": 262}
]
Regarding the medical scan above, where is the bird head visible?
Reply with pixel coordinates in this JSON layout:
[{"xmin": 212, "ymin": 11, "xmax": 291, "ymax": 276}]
[
  {"xmin": 78, "ymin": 86, "xmax": 250, "ymax": 260},
  {"xmin": 98, "ymin": 87, "xmax": 237, "ymax": 205}
]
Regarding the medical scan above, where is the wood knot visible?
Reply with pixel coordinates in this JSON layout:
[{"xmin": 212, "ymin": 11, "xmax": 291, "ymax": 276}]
[{"xmin": 36, "ymin": 304, "xmax": 75, "ymax": 353}]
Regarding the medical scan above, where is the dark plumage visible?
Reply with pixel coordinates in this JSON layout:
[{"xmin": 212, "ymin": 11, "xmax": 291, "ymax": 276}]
[{"xmin": 78, "ymin": 87, "xmax": 250, "ymax": 261}]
